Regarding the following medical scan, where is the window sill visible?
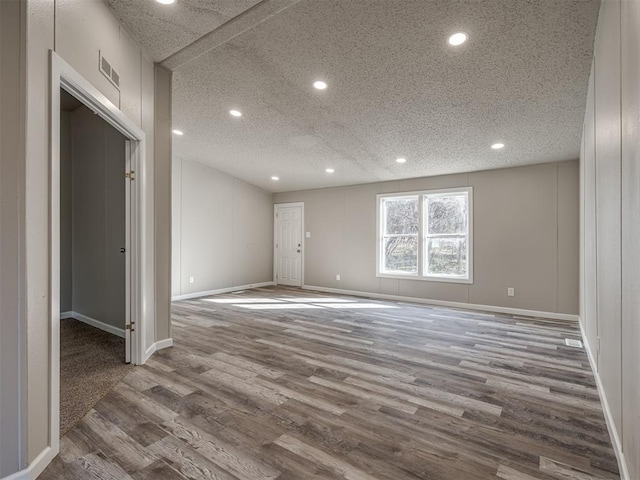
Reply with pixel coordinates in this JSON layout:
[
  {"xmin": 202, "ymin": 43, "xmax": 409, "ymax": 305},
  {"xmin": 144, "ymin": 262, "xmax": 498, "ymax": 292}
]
[{"xmin": 376, "ymin": 273, "xmax": 473, "ymax": 284}]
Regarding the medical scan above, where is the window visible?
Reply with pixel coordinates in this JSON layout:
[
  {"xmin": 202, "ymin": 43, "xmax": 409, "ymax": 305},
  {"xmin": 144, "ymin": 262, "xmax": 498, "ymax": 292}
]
[{"xmin": 377, "ymin": 187, "xmax": 472, "ymax": 283}]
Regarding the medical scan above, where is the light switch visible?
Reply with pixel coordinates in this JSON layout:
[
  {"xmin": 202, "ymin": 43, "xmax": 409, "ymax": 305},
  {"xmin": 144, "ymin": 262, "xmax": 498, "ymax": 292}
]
[{"xmin": 306, "ymin": 232, "xmax": 311, "ymax": 238}]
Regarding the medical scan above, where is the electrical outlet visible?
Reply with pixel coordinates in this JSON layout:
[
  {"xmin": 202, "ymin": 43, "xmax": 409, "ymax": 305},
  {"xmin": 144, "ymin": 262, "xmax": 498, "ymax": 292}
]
[
  {"xmin": 507, "ymin": 287, "xmax": 515, "ymax": 297},
  {"xmin": 336, "ymin": 274, "xmax": 341, "ymax": 281},
  {"xmin": 189, "ymin": 276, "xmax": 194, "ymax": 284}
]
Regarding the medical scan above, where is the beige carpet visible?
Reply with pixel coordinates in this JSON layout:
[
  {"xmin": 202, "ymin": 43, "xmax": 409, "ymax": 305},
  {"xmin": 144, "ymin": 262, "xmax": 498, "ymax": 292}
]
[{"xmin": 60, "ymin": 318, "xmax": 134, "ymax": 436}]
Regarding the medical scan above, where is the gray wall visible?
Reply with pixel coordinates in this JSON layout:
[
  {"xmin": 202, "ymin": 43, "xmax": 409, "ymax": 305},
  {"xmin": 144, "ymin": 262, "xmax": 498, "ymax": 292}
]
[
  {"xmin": 24, "ymin": 0, "xmax": 169, "ymax": 467},
  {"xmin": 275, "ymin": 161, "xmax": 579, "ymax": 315},
  {"xmin": 580, "ymin": 0, "xmax": 640, "ymax": 477},
  {"xmin": 155, "ymin": 66, "xmax": 172, "ymax": 341},
  {"xmin": 0, "ymin": 0, "xmax": 27, "ymax": 476},
  {"xmin": 172, "ymin": 158, "xmax": 274, "ymax": 297},
  {"xmin": 59, "ymin": 106, "xmax": 126, "ymax": 330},
  {"xmin": 60, "ymin": 111, "xmax": 72, "ymax": 312}
]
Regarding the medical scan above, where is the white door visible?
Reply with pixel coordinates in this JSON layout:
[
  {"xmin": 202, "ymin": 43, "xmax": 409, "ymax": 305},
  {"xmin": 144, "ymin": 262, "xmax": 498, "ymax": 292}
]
[{"xmin": 275, "ymin": 204, "xmax": 303, "ymax": 286}]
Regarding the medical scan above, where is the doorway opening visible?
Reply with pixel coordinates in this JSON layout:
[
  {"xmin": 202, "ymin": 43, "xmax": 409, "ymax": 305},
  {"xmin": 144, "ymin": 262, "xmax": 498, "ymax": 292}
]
[
  {"xmin": 58, "ymin": 88, "xmax": 134, "ymax": 435},
  {"xmin": 49, "ymin": 51, "xmax": 149, "ymax": 456},
  {"xmin": 274, "ymin": 202, "xmax": 304, "ymax": 287}
]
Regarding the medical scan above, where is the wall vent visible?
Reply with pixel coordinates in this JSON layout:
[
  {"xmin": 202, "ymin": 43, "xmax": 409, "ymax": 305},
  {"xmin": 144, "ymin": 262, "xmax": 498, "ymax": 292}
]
[
  {"xmin": 110, "ymin": 69, "xmax": 120, "ymax": 88},
  {"xmin": 98, "ymin": 50, "xmax": 120, "ymax": 90}
]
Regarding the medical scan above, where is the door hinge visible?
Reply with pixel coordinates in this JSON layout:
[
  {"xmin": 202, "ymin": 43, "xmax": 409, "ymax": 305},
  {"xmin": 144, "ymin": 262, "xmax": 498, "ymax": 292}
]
[
  {"xmin": 126, "ymin": 322, "xmax": 135, "ymax": 332},
  {"xmin": 125, "ymin": 170, "xmax": 135, "ymax": 180}
]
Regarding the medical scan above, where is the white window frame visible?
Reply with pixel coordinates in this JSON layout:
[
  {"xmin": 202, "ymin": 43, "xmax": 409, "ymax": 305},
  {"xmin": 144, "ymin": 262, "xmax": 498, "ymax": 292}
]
[{"xmin": 376, "ymin": 187, "xmax": 473, "ymax": 284}]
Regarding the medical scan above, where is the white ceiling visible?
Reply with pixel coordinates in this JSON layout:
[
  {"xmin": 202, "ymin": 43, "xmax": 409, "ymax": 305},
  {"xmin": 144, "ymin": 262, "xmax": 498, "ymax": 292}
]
[{"xmin": 107, "ymin": 0, "xmax": 600, "ymax": 193}]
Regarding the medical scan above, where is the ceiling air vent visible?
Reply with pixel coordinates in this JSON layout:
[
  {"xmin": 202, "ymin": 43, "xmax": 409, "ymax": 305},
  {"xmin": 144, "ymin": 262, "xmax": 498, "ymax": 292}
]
[{"xmin": 98, "ymin": 50, "xmax": 120, "ymax": 90}]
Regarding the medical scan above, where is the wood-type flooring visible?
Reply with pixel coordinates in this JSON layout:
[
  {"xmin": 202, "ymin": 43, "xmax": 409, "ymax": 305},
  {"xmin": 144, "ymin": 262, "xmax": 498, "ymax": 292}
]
[{"xmin": 40, "ymin": 287, "xmax": 620, "ymax": 479}]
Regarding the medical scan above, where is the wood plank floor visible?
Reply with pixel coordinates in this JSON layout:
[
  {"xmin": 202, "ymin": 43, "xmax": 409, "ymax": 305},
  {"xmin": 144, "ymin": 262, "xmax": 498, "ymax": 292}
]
[{"xmin": 40, "ymin": 287, "xmax": 620, "ymax": 480}]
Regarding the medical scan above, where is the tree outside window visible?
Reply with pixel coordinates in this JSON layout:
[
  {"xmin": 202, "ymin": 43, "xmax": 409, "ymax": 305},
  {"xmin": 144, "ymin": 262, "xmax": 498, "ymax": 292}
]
[{"xmin": 378, "ymin": 188, "xmax": 472, "ymax": 283}]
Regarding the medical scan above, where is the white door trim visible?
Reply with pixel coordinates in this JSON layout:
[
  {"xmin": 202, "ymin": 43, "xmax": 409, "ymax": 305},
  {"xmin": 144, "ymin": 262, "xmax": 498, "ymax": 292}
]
[
  {"xmin": 48, "ymin": 50, "xmax": 148, "ymax": 466},
  {"xmin": 273, "ymin": 202, "xmax": 304, "ymax": 286}
]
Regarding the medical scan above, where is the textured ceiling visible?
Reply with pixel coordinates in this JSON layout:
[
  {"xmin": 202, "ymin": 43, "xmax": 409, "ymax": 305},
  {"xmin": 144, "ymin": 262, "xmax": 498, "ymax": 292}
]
[
  {"xmin": 109, "ymin": 0, "xmax": 600, "ymax": 193},
  {"xmin": 106, "ymin": 0, "xmax": 263, "ymax": 61}
]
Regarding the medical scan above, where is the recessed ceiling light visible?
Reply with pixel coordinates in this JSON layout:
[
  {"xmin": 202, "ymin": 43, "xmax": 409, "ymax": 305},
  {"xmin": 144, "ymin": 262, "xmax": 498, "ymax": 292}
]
[
  {"xmin": 229, "ymin": 109, "xmax": 242, "ymax": 117},
  {"xmin": 491, "ymin": 143, "xmax": 505, "ymax": 149},
  {"xmin": 156, "ymin": 0, "xmax": 175, "ymax": 4},
  {"xmin": 325, "ymin": 168, "xmax": 335, "ymax": 173},
  {"xmin": 172, "ymin": 129, "xmax": 184, "ymax": 135},
  {"xmin": 448, "ymin": 32, "xmax": 468, "ymax": 46},
  {"xmin": 396, "ymin": 157, "xmax": 407, "ymax": 164},
  {"xmin": 271, "ymin": 176, "xmax": 280, "ymax": 181},
  {"xmin": 313, "ymin": 81, "xmax": 328, "ymax": 90}
]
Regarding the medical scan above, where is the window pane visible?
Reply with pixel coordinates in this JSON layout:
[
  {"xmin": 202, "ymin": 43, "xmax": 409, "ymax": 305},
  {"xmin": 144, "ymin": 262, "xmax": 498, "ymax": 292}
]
[
  {"xmin": 383, "ymin": 236, "xmax": 418, "ymax": 273},
  {"xmin": 384, "ymin": 197, "xmax": 418, "ymax": 235},
  {"xmin": 427, "ymin": 237, "xmax": 467, "ymax": 276},
  {"xmin": 427, "ymin": 194, "xmax": 467, "ymax": 235}
]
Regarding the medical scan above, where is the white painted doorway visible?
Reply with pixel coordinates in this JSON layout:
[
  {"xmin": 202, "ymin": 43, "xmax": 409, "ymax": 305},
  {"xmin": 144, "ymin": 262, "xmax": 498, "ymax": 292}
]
[
  {"xmin": 274, "ymin": 203, "xmax": 304, "ymax": 286},
  {"xmin": 50, "ymin": 50, "xmax": 150, "ymax": 454}
]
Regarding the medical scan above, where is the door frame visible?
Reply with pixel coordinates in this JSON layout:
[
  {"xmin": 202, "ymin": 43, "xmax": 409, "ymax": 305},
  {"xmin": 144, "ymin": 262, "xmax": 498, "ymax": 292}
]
[
  {"xmin": 50, "ymin": 51, "xmax": 147, "ymax": 452},
  {"xmin": 273, "ymin": 202, "xmax": 305, "ymax": 286}
]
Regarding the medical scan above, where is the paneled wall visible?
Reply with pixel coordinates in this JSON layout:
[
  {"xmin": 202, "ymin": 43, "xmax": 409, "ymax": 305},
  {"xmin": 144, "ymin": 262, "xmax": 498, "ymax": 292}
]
[
  {"xmin": 172, "ymin": 158, "xmax": 274, "ymax": 298},
  {"xmin": 0, "ymin": 1, "xmax": 26, "ymax": 477},
  {"xmin": 21, "ymin": 0, "xmax": 171, "ymax": 472},
  {"xmin": 275, "ymin": 161, "xmax": 579, "ymax": 316},
  {"xmin": 580, "ymin": 0, "xmax": 640, "ymax": 477}
]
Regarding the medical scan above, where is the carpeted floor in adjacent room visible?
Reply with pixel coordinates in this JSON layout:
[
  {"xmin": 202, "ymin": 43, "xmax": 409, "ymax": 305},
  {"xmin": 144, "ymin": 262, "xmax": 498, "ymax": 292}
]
[{"xmin": 60, "ymin": 318, "xmax": 134, "ymax": 436}]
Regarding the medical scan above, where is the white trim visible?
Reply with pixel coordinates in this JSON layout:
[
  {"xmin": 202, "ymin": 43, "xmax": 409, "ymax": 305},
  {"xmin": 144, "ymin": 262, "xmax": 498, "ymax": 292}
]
[
  {"xmin": 1, "ymin": 468, "xmax": 28, "ymax": 480},
  {"xmin": 0, "ymin": 445, "xmax": 56, "ymax": 480},
  {"xmin": 376, "ymin": 187, "xmax": 473, "ymax": 284},
  {"xmin": 274, "ymin": 202, "xmax": 305, "ymax": 287},
  {"xmin": 27, "ymin": 447, "xmax": 55, "ymax": 480},
  {"xmin": 141, "ymin": 337, "xmax": 174, "ymax": 364},
  {"xmin": 155, "ymin": 338, "xmax": 174, "ymax": 350},
  {"xmin": 60, "ymin": 311, "xmax": 125, "ymax": 338},
  {"xmin": 49, "ymin": 51, "xmax": 151, "ymax": 474},
  {"xmin": 578, "ymin": 322, "xmax": 630, "ymax": 480},
  {"xmin": 302, "ymin": 285, "xmax": 579, "ymax": 322},
  {"xmin": 0, "ymin": 445, "xmax": 59, "ymax": 480},
  {"xmin": 171, "ymin": 282, "xmax": 275, "ymax": 301}
]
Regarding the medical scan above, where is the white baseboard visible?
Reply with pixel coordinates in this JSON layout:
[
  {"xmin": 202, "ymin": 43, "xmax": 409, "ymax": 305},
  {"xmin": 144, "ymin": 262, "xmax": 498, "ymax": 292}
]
[
  {"xmin": 1, "ymin": 468, "xmax": 28, "ymax": 480},
  {"xmin": 302, "ymin": 285, "xmax": 579, "ymax": 321},
  {"xmin": 28, "ymin": 446, "xmax": 55, "ymax": 480},
  {"xmin": 142, "ymin": 337, "xmax": 174, "ymax": 364},
  {"xmin": 60, "ymin": 311, "xmax": 125, "ymax": 338},
  {"xmin": 0, "ymin": 445, "xmax": 59, "ymax": 480},
  {"xmin": 171, "ymin": 281, "xmax": 275, "ymax": 301},
  {"xmin": 578, "ymin": 321, "xmax": 630, "ymax": 480},
  {"xmin": 155, "ymin": 338, "xmax": 174, "ymax": 351}
]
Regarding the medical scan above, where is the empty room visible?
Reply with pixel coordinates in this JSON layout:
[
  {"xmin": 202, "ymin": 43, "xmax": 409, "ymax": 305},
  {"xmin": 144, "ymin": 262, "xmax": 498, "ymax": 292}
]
[{"xmin": 0, "ymin": 1, "xmax": 638, "ymax": 480}]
